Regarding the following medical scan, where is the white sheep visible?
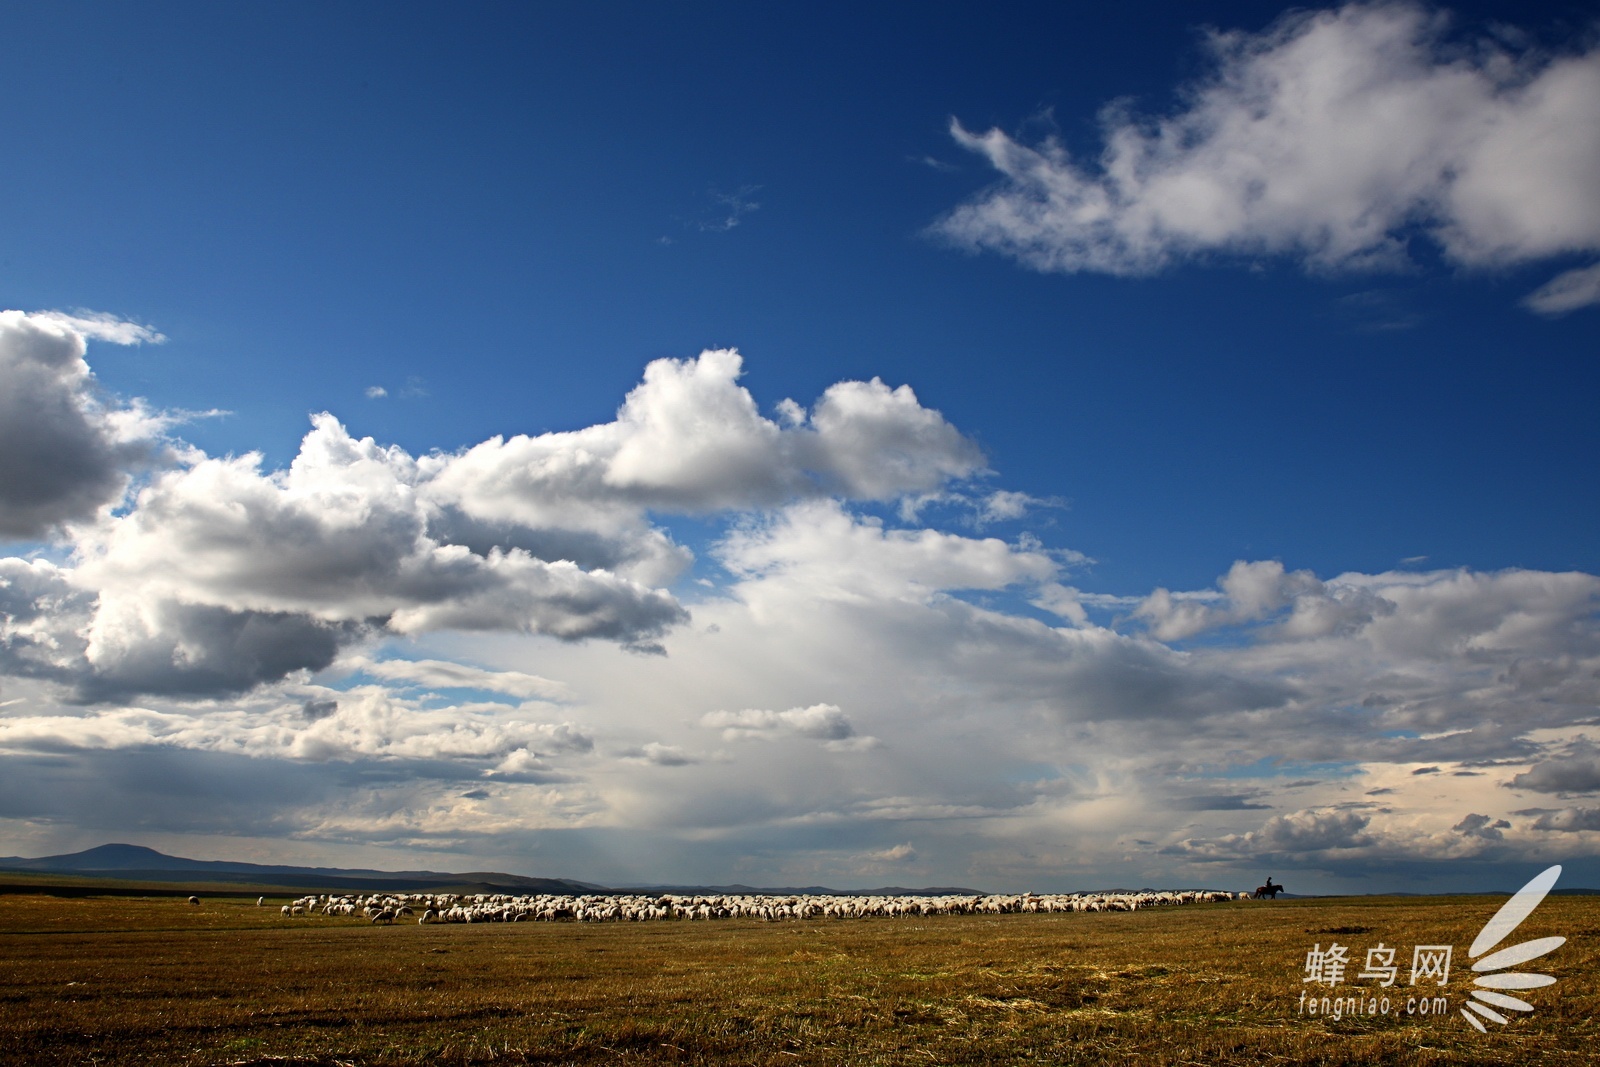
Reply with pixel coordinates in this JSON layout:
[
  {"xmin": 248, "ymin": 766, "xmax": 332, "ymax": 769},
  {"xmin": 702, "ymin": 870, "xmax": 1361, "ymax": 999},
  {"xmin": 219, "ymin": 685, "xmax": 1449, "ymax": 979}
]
[{"xmin": 267, "ymin": 884, "xmax": 1237, "ymax": 928}]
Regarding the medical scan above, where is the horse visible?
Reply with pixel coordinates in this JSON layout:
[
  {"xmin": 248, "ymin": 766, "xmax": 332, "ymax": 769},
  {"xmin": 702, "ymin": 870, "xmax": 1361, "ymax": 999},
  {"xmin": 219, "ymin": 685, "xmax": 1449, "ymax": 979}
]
[{"xmin": 1253, "ymin": 883, "xmax": 1284, "ymax": 899}]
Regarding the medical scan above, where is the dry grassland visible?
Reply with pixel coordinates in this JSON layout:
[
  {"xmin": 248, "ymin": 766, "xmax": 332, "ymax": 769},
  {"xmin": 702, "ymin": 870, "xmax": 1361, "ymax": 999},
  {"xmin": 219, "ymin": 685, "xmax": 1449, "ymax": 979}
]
[{"xmin": 0, "ymin": 892, "xmax": 1595, "ymax": 1066}]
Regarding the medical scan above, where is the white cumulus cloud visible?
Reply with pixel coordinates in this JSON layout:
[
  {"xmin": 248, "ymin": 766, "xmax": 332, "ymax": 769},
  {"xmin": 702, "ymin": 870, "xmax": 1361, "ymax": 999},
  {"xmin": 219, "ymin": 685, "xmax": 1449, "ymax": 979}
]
[
  {"xmin": 702, "ymin": 703, "xmax": 860, "ymax": 743},
  {"xmin": 1136, "ymin": 559, "xmax": 1384, "ymax": 641},
  {"xmin": 718, "ymin": 500, "xmax": 1058, "ymax": 603},
  {"xmin": 425, "ymin": 349, "xmax": 984, "ymax": 525},
  {"xmin": 933, "ymin": 2, "xmax": 1600, "ymax": 306},
  {"xmin": 1, "ymin": 339, "xmax": 998, "ymax": 703}
]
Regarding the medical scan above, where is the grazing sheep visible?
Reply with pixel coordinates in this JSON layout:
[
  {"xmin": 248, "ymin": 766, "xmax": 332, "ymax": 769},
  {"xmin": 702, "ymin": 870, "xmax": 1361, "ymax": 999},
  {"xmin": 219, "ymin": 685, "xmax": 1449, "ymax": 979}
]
[
  {"xmin": 270, "ymin": 885, "xmax": 1237, "ymax": 928},
  {"xmin": 187, "ymin": 895, "xmax": 200, "ymax": 906}
]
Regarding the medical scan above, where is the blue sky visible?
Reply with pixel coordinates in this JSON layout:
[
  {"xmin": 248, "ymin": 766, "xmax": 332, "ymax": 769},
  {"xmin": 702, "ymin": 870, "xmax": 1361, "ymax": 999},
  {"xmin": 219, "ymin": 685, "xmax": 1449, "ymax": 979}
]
[{"xmin": 1, "ymin": 0, "xmax": 1598, "ymax": 892}]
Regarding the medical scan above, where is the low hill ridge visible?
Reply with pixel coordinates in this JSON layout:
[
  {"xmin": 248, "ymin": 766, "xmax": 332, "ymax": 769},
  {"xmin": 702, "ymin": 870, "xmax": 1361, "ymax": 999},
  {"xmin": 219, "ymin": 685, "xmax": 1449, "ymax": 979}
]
[
  {"xmin": 0, "ymin": 844, "xmax": 983, "ymax": 896},
  {"xmin": 0, "ymin": 843, "xmax": 603, "ymax": 894}
]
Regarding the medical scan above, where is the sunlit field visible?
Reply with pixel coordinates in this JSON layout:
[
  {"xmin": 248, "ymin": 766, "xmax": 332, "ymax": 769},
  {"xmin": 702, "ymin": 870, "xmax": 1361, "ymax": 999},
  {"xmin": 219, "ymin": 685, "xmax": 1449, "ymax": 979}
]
[{"xmin": 1, "ymin": 890, "xmax": 1595, "ymax": 1066}]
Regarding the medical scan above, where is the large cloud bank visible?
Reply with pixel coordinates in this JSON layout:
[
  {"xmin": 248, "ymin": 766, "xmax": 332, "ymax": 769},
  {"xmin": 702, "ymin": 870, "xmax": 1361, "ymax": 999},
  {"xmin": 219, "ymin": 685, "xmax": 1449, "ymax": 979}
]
[
  {"xmin": 932, "ymin": 1, "xmax": 1600, "ymax": 311},
  {"xmin": 0, "ymin": 314, "xmax": 982, "ymax": 701},
  {"xmin": 2, "ymin": 311, "xmax": 1597, "ymax": 890}
]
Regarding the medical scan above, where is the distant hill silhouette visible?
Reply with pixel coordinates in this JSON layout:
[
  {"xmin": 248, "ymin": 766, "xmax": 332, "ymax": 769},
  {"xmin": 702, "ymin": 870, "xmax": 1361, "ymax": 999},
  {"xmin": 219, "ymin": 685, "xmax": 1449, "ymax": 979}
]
[
  {"xmin": 0, "ymin": 844, "xmax": 985, "ymax": 896},
  {"xmin": 0, "ymin": 843, "xmax": 604, "ymax": 894}
]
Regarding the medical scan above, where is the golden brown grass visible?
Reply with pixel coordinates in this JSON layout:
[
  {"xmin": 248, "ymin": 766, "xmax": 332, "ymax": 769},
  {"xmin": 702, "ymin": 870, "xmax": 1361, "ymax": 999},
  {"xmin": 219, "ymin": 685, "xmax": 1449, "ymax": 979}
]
[{"xmin": 1, "ymin": 892, "xmax": 1594, "ymax": 1065}]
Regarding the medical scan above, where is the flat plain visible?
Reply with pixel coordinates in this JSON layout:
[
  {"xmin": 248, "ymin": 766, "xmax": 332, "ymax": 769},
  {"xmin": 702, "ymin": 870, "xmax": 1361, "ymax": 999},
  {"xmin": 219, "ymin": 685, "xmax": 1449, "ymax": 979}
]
[{"xmin": 0, "ymin": 889, "xmax": 1594, "ymax": 1066}]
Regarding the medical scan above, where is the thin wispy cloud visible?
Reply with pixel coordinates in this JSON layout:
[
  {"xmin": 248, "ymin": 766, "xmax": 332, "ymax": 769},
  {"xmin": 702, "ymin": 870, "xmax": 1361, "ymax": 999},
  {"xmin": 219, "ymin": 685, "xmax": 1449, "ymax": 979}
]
[
  {"xmin": 700, "ymin": 185, "xmax": 762, "ymax": 232},
  {"xmin": 1524, "ymin": 262, "xmax": 1600, "ymax": 316}
]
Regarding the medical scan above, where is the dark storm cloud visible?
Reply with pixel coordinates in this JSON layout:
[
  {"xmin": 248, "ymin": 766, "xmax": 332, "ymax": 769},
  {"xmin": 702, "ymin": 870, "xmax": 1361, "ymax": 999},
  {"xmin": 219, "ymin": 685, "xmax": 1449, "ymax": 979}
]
[
  {"xmin": 0, "ymin": 312, "xmax": 165, "ymax": 538},
  {"xmin": 302, "ymin": 699, "xmax": 339, "ymax": 721},
  {"xmin": 71, "ymin": 604, "xmax": 366, "ymax": 703},
  {"xmin": 1529, "ymin": 807, "xmax": 1600, "ymax": 832},
  {"xmin": 1509, "ymin": 744, "xmax": 1600, "ymax": 795},
  {"xmin": 0, "ymin": 747, "xmax": 341, "ymax": 836},
  {"xmin": 1169, "ymin": 794, "xmax": 1272, "ymax": 811}
]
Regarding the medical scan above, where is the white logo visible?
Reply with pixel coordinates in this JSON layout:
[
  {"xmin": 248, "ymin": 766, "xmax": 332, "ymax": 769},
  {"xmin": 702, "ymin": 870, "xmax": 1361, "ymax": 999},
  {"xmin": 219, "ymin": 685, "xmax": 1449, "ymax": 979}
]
[
  {"xmin": 1459, "ymin": 864, "xmax": 1565, "ymax": 1033},
  {"xmin": 1292, "ymin": 864, "xmax": 1566, "ymax": 1031}
]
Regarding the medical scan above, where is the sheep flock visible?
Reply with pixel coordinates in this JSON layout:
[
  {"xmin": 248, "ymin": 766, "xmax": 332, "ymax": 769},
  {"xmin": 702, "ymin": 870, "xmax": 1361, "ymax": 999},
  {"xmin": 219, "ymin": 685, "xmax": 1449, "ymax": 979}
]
[{"xmin": 277, "ymin": 889, "xmax": 1245, "ymax": 926}]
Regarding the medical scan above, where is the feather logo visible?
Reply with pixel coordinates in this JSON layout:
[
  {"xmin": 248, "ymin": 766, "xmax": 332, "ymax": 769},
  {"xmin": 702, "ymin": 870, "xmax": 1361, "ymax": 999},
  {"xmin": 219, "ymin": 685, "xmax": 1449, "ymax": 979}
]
[{"xmin": 1460, "ymin": 864, "xmax": 1565, "ymax": 1033}]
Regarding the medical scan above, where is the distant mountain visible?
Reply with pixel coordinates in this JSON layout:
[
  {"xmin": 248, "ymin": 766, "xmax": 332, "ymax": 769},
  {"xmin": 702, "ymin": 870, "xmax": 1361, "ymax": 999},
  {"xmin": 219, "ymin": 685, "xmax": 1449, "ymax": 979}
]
[
  {"xmin": 0, "ymin": 843, "xmax": 605, "ymax": 894},
  {"xmin": 0, "ymin": 843, "xmax": 185, "ymax": 871},
  {"xmin": 0, "ymin": 844, "xmax": 989, "ymax": 897}
]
